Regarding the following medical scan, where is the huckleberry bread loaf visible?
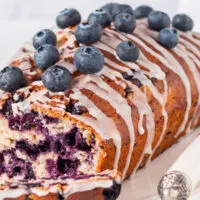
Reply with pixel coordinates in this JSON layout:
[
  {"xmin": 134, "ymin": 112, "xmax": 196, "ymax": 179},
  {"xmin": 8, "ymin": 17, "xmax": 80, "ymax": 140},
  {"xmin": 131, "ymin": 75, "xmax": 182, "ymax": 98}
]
[{"xmin": 0, "ymin": 3, "xmax": 199, "ymax": 200}]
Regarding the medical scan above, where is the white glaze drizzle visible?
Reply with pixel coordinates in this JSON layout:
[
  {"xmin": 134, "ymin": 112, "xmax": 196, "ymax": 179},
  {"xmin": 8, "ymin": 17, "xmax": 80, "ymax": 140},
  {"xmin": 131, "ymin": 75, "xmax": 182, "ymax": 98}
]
[
  {"xmin": 100, "ymin": 30, "xmax": 168, "ymax": 168},
  {"xmin": 73, "ymin": 74, "xmax": 134, "ymax": 179},
  {"xmin": 179, "ymin": 36, "xmax": 200, "ymax": 128},
  {"xmin": 135, "ymin": 26, "xmax": 200, "ymax": 138},
  {"xmin": 180, "ymin": 37, "xmax": 200, "ymax": 61},
  {"xmin": 133, "ymin": 27, "xmax": 191, "ymax": 138},
  {"xmin": 99, "ymin": 66, "xmax": 155, "ymax": 176},
  {"xmin": 173, "ymin": 44, "xmax": 200, "ymax": 135},
  {"xmin": 70, "ymin": 89, "xmax": 122, "ymax": 170},
  {"xmin": 181, "ymin": 31, "xmax": 200, "ymax": 47}
]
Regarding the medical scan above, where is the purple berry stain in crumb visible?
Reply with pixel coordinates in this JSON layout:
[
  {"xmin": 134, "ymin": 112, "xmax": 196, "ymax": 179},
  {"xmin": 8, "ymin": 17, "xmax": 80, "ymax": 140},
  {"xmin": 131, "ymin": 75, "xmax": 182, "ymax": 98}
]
[
  {"xmin": 44, "ymin": 115, "xmax": 59, "ymax": 124},
  {"xmin": 7, "ymin": 110, "xmax": 58, "ymax": 133},
  {"xmin": 15, "ymin": 140, "xmax": 40, "ymax": 161},
  {"xmin": 2, "ymin": 150, "xmax": 35, "ymax": 179},
  {"xmin": 57, "ymin": 157, "xmax": 80, "ymax": 174},
  {"xmin": 53, "ymin": 140, "xmax": 66, "ymax": 155},
  {"xmin": 46, "ymin": 157, "xmax": 80, "ymax": 178},
  {"xmin": 0, "ymin": 153, "xmax": 4, "ymax": 174},
  {"xmin": 46, "ymin": 159, "xmax": 60, "ymax": 178},
  {"xmin": 76, "ymin": 131, "xmax": 92, "ymax": 152},
  {"xmin": 63, "ymin": 127, "xmax": 77, "ymax": 146},
  {"xmin": 0, "ymin": 100, "xmax": 13, "ymax": 118},
  {"xmin": 38, "ymin": 139, "xmax": 51, "ymax": 153},
  {"xmin": 66, "ymin": 101, "xmax": 87, "ymax": 115}
]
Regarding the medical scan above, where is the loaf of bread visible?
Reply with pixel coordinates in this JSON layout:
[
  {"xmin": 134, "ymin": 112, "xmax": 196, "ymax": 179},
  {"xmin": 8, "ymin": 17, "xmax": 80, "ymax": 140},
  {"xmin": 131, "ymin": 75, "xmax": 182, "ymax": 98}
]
[{"xmin": 0, "ymin": 3, "xmax": 199, "ymax": 200}]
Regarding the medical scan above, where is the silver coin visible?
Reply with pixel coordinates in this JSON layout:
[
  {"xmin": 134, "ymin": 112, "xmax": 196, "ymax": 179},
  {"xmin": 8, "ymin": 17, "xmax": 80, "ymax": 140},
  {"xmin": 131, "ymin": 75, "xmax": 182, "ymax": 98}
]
[{"xmin": 157, "ymin": 171, "xmax": 192, "ymax": 200}]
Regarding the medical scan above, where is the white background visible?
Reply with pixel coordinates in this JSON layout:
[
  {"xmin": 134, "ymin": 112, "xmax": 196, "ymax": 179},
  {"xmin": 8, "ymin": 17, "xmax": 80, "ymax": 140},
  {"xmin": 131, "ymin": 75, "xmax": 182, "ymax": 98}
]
[{"xmin": 0, "ymin": 0, "xmax": 200, "ymax": 199}]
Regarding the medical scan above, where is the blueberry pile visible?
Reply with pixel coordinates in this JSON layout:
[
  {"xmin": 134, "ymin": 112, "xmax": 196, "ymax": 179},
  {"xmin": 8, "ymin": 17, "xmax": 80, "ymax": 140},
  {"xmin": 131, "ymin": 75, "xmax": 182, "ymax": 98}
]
[{"xmin": 0, "ymin": 3, "xmax": 195, "ymax": 93}]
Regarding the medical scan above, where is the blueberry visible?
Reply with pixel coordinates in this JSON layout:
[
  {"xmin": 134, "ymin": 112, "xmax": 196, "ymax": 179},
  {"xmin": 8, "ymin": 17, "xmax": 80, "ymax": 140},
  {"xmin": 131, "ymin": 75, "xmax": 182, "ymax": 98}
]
[
  {"xmin": 46, "ymin": 159, "xmax": 59, "ymax": 178},
  {"xmin": 101, "ymin": 3, "xmax": 134, "ymax": 21},
  {"xmin": 116, "ymin": 41, "xmax": 140, "ymax": 62},
  {"xmin": 77, "ymin": 139, "xmax": 92, "ymax": 151},
  {"xmin": 33, "ymin": 29, "xmax": 57, "ymax": 49},
  {"xmin": 53, "ymin": 140, "xmax": 66, "ymax": 154},
  {"xmin": 75, "ymin": 23, "xmax": 103, "ymax": 45},
  {"xmin": 172, "ymin": 14, "xmax": 194, "ymax": 32},
  {"xmin": 74, "ymin": 46, "xmax": 104, "ymax": 74},
  {"xmin": 124, "ymin": 86, "xmax": 132, "ymax": 97},
  {"xmin": 148, "ymin": 11, "xmax": 171, "ymax": 31},
  {"xmin": 101, "ymin": 3, "xmax": 118, "ymax": 19},
  {"xmin": 56, "ymin": 8, "xmax": 81, "ymax": 29},
  {"xmin": 114, "ymin": 12, "xmax": 136, "ymax": 33},
  {"xmin": 134, "ymin": 5, "xmax": 153, "ymax": 19},
  {"xmin": 16, "ymin": 140, "xmax": 39, "ymax": 160},
  {"xmin": 34, "ymin": 44, "xmax": 60, "ymax": 69},
  {"xmin": 57, "ymin": 157, "xmax": 79, "ymax": 174},
  {"xmin": 42, "ymin": 65, "xmax": 72, "ymax": 92},
  {"xmin": 38, "ymin": 140, "xmax": 51, "ymax": 153},
  {"xmin": 56, "ymin": 193, "xmax": 64, "ymax": 200},
  {"xmin": 66, "ymin": 103, "xmax": 87, "ymax": 115},
  {"xmin": 158, "ymin": 28, "xmax": 179, "ymax": 48},
  {"xmin": 88, "ymin": 9, "xmax": 111, "ymax": 28},
  {"xmin": 103, "ymin": 182, "xmax": 121, "ymax": 200},
  {"xmin": 63, "ymin": 132, "xmax": 76, "ymax": 146},
  {"xmin": 0, "ymin": 66, "xmax": 25, "ymax": 92}
]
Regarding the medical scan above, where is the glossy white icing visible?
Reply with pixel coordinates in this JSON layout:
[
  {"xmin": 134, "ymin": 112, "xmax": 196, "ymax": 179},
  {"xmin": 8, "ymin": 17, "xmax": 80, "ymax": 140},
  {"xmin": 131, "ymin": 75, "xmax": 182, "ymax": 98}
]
[
  {"xmin": 70, "ymin": 89, "xmax": 122, "ymax": 170},
  {"xmin": 73, "ymin": 74, "xmax": 134, "ymax": 179}
]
